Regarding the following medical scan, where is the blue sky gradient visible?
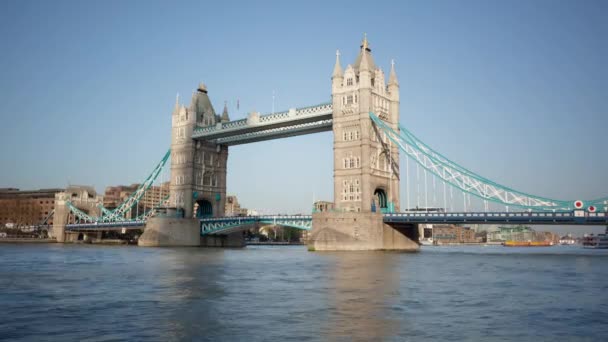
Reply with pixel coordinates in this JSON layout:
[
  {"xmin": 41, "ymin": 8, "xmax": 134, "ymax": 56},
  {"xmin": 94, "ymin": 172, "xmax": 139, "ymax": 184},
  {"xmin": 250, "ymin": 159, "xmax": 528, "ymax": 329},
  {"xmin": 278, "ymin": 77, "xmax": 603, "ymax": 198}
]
[{"xmin": 1, "ymin": 1, "xmax": 606, "ymax": 226}]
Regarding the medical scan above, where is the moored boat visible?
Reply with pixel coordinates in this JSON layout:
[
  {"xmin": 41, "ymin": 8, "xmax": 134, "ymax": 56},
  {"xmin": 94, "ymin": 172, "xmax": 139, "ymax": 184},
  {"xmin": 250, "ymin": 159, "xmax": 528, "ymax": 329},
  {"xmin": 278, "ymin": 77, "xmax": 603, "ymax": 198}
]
[
  {"xmin": 419, "ymin": 238, "xmax": 434, "ymax": 246},
  {"xmin": 503, "ymin": 240, "xmax": 553, "ymax": 247}
]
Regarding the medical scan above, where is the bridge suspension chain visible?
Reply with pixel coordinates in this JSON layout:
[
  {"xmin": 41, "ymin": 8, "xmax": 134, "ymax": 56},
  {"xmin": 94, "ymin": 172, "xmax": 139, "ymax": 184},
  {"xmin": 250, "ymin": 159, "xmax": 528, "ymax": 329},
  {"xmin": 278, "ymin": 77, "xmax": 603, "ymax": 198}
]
[
  {"xmin": 66, "ymin": 149, "xmax": 171, "ymax": 223},
  {"xmin": 370, "ymin": 112, "xmax": 605, "ymax": 211}
]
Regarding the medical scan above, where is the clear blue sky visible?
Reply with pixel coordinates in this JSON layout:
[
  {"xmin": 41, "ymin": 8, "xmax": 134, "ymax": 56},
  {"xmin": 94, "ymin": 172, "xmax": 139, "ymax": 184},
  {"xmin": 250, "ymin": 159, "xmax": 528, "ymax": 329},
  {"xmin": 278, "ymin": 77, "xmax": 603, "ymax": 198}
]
[{"xmin": 1, "ymin": 1, "xmax": 606, "ymax": 227}]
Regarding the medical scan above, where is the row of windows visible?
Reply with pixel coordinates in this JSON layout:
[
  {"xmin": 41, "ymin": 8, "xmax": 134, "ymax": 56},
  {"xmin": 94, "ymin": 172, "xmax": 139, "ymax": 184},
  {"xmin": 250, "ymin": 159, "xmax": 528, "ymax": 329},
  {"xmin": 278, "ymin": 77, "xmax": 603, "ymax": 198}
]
[
  {"xmin": 174, "ymin": 153, "xmax": 187, "ymax": 165},
  {"xmin": 175, "ymin": 127, "xmax": 186, "ymax": 139},
  {"xmin": 194, "ymin": 152, "xmax": 220, "ymax": 166},
  {"xmin": 342, "ymin": 94, "xmax": 358, "ymax": 105},
  {"xmin": 344, "ymin": 75, "xmax": 386, "ymax": 89},
  {"xmin": 342, "ymin": 178, "xmax": 361, "ymax": 201},
  {"xmin": 343, "ymin": 185, "xmax": 360, "ymax": 194},
  {"xmin": 343, "ymin": 156, "xmax": 361, "ymax": 169},
  {"xmin": 342, "ymin": 129, "xmax": 360, "ymax": 141},
  {"xmin": 194, "ymin": 173, "xmax": 219, "ymax": 187},
  {"xmin": 343, "ymin": 194, "xmax": 361, "ymax": 201},
  {"xmin": 175, "ymin": 175, "xmax": 187, "ymax": 185},
  {"xmin": 374, "ymin": 96, "xmax": 390, "ymax": 110},
  {"xmin": 342, "ymin": 179, "xmax": 360, "ymax": 187}
]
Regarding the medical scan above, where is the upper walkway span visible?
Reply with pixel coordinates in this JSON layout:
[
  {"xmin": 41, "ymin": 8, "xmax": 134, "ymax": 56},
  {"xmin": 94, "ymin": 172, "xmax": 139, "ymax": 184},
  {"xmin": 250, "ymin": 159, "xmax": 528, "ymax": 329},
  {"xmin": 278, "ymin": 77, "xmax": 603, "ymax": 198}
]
[{"xmin": 192, "ymin": 103, "xmax": 332, "ymax": 145}]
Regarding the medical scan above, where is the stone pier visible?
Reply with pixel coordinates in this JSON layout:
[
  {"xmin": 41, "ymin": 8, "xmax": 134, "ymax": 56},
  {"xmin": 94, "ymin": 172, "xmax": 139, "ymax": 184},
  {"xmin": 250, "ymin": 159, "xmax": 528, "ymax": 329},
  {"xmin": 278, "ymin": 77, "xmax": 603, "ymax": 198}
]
[
  {"xmin": 138, "ymin": 217, "xmax": 201, "ymax": 247},
  {"xmin": 308, "ymin": 212, "xmax": 419, "ymax": 251}
]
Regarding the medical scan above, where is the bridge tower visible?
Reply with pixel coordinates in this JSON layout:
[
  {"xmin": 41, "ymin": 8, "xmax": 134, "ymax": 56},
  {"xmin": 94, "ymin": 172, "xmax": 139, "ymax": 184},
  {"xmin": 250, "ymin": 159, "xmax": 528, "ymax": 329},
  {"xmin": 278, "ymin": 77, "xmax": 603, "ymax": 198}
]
[
  {"xmin": 309, "ymin": 36, "xmax": 418, "ymax": 251},
  {"xmin": 331, "ymin": 35, "xmax": 400, "ymax": 213},
  {"xmin": 169, "ymin": 84, "xmax": 228, "ymax": 219},
  {"xmin": 140, "ymin": 83, "xmax": 232, "ymax": 247}
]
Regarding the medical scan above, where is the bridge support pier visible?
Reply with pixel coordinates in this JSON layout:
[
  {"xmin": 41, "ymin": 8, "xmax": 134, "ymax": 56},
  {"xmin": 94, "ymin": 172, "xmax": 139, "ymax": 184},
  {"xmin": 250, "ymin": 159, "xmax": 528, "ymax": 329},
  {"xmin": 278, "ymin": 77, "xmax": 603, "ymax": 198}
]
[
  {"xmin": 200, "ymin": 232, "xmax": 245, "ymax": 248},
  {"xmin": 138, "ymin": 217, "xmax": 200, "ymax": 247},
  {"xmin": 308, "ymin": 212, "xmax": 419, "ymax": 252},
  {"xmin": 51, "ymin": 192, "xmax": 69, "ymax": 242}
]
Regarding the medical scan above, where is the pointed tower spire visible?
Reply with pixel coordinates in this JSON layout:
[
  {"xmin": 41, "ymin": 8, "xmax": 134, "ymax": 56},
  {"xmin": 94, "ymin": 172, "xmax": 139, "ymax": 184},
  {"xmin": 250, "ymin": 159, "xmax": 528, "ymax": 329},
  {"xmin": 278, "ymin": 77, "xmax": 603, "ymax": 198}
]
[
  {"xmin": 359, "ymin": 45, "xmax": 370, "ymax": 72},
  {"xmin": 174, "ymin": 93, "xmax": 180, "ymax": 112},
  {"xmin": 332, "ymin": 49, "xmax": 343, "ymax": 78},
  {"xmin": 355, "ymin": 33, "xmax": 375, "ymax": 73},
  {"xmin": 362, "ymin": 32, "xmax": 369, "ymax": 51},
  {"xmin": 388, "ymin": 59, "xmax": 399, "ymax": 86},
  {"xmin": 221, "ymin": 101, "xmax": 230, "ymax": 122}
]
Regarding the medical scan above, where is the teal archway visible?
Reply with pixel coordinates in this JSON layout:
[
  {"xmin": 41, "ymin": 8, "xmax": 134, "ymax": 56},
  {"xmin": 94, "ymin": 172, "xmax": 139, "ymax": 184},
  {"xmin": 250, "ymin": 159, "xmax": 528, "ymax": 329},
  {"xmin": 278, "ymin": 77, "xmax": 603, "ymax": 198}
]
[
  {"xmin": 196, "ymin": 199, "xmax": 213, "ymax": 218},
  {"xmin": 374, "ymin": 188, "xmax": 388, "ymax": 209}
]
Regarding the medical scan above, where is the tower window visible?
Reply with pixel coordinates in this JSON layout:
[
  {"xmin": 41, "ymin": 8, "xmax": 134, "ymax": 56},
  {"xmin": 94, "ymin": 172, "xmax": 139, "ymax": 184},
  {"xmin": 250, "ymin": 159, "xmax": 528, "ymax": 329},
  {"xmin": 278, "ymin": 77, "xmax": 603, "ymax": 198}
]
[
  {"xmin": 347, "ymin": 78, "xmax": 353, "ymax": 86},
  {"xmin": 347, "ymin": 95, "xmax": 353, "ymax": 104}
]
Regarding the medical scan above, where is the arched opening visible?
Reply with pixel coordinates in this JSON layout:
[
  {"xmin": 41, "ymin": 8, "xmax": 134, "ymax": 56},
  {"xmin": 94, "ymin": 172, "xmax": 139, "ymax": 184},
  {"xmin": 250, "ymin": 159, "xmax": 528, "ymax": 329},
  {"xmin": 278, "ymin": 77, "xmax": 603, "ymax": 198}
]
[
  {"xmin": 77, "ymin": 233, "xmax": 84, "ymax": 241},
  {"xmin": 374, "ymin": 188, "xmax": 388, "ymax": 209},
  {"xmin": 196, "ymin": 199, "xmax": 213, "ymax": 218}
]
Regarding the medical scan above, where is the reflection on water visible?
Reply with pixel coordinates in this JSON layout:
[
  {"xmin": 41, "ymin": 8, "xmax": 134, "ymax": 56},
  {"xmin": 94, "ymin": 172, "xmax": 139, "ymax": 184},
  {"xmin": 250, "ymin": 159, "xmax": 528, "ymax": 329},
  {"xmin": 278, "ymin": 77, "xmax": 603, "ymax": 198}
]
[
  {"xmin": 325, "ymin": 252, "xmax": 400, "ymax": 340},
  {"xmin": 0, "ymin": 244, "xmax": 607, "ymax": 341}
]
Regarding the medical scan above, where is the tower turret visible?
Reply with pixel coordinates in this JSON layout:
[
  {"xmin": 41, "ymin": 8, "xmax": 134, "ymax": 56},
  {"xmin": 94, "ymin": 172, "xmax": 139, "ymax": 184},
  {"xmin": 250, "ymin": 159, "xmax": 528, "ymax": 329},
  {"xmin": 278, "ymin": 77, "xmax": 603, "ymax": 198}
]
[
  {"xmin": 221, "ymin": 101, "xmax": 230, "ymax": 122},
  {"xmin": 388, "ymin": 59, "xmax": 399, "ymax": 102},
  {"xmin": 332, "ymin": 50, "xmax": 343, "ymax": 92},
  {"xmin": 333, "ymin": 50, "xmax": 343, "ymax": 78}
]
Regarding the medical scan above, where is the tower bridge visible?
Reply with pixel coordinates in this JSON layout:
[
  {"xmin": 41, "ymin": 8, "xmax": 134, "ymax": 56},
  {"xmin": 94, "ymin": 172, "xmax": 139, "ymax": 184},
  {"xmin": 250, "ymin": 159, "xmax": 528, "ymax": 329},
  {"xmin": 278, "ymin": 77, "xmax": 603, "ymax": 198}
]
[{"xmin": 51, "ymin": 36, "xmax": 608, "ymax": 249}]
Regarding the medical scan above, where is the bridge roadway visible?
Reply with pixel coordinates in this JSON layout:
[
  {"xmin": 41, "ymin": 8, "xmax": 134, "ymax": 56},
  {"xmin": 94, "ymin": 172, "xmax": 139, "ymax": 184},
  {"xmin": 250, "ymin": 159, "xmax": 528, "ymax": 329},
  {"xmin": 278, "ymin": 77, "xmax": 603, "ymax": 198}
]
[{"xmin": 65, "ymin": 210, "xmax": 608, "ymax": 233}]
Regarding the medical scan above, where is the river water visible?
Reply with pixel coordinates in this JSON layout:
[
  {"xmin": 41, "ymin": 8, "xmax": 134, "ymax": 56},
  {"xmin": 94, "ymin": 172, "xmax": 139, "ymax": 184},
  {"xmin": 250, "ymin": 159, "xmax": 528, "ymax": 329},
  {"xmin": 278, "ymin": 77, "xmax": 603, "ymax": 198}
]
[{"xmin": 0, "ymin": 244, "xmax": 606, "ymax": 341}]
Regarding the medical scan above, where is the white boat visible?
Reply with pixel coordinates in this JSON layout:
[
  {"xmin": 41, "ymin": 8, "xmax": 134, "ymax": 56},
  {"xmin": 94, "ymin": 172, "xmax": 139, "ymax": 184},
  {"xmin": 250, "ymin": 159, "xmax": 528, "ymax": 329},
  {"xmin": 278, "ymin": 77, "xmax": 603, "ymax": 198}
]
[{"xmin": 419, "ymin": 238, "xmax": 434, "ymax": 246}]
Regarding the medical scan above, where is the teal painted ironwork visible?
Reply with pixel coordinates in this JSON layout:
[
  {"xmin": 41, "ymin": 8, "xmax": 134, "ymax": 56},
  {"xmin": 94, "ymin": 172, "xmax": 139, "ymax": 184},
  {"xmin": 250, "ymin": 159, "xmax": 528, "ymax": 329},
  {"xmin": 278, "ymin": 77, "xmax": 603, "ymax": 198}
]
[
  {"xmin": 370, "ymin": 112, "xmax": 607, "ymax": 211},
  {"xmin": 66, "ymin": 149, "xmax": 171, "ymax": 223},
  {"xmin": 200, "ymin": 216, "xmax": 312, "ymax": 235}
]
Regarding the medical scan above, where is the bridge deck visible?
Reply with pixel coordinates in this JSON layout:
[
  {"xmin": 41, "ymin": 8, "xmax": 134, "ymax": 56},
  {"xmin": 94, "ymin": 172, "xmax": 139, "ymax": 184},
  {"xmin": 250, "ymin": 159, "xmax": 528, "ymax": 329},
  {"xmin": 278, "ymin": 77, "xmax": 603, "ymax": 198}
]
[
  {"xmin": 64, "ymin": 211, "xmax": 607, "ymax": 233},
  {"xmin": 383, "ymin": 211, "xmax": 608, "ymax": 225}
]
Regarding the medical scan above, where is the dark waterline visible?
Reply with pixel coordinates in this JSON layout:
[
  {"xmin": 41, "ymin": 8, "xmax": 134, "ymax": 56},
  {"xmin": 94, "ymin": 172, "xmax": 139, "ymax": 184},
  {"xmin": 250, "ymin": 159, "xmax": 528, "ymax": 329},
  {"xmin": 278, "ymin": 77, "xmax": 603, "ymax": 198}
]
[{"xmin": 0, "ymin": 244, "xmax": 607, "ymax": 341}]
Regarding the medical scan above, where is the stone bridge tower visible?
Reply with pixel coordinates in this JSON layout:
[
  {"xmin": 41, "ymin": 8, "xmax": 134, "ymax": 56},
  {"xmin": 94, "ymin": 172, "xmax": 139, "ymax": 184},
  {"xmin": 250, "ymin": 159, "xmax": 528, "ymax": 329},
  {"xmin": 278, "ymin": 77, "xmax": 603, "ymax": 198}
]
[
  {"xmin": 309, "ymin": 36, "xmax": 417, "ymax": 251},
  {"xmin": 141, "ymin": 83, "xmax": 232, "ymax": 247},
  {"xmin": 331, "ymin": 35, "xmax": 400, "ymax": 213},
  {"xmin": 169, "ymin": 83, "xmax": 228, "ymax": 219}
]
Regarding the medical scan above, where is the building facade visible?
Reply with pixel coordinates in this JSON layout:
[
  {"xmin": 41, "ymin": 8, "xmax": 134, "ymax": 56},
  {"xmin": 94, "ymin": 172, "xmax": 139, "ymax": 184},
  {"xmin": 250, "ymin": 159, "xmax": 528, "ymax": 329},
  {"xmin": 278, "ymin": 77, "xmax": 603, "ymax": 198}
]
[
  {"xmin": 0, "ymin": 188, "xmax": 63, "ymax": 227},
  {"xmin": 225, "ymin": 195, "xmax": 249, "ymax": 216},
  {"xmin": 433, "ymin": 225, "xmax": 477, "ymax": 244},
  {"xmin": 487, "ymin": 225, "xmax": 557, "ymax": 243}
]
